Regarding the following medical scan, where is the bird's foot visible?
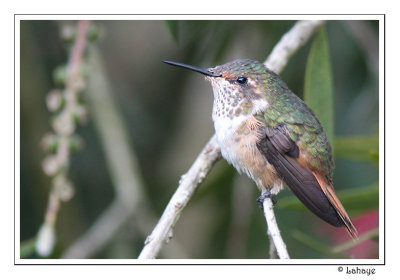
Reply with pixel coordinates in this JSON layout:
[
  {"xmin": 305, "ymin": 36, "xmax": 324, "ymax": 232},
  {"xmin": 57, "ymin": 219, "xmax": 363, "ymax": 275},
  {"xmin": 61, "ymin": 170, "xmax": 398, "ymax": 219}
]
[{"xmin": 257, "ymin": 191, "xmax": 277, "ymax": 211}]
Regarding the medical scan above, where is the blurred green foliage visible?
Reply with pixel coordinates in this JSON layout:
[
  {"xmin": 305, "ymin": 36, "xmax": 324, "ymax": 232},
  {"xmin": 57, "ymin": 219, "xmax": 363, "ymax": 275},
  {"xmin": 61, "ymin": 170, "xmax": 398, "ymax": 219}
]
[
  {"xmin": 335, "ymin": 136, "xmax": 379, "ymax": 164},
  {"xmin": 304, "ymin": 26, "xmax": 334, "ymax": 143},
  {"xmin": 165, "ymin": 21, "xmax": 179, "ymax": 42},
  {"xmin": 20, "ymin": 20, "xmax": 379, "ymax": 259}
]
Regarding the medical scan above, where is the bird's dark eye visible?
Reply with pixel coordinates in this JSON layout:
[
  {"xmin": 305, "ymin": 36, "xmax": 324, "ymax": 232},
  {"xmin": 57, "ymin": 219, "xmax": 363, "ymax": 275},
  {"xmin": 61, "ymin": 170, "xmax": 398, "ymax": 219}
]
[{"xmin": 236, "ymin": 76, "xmax": 248, "ymax": 85}]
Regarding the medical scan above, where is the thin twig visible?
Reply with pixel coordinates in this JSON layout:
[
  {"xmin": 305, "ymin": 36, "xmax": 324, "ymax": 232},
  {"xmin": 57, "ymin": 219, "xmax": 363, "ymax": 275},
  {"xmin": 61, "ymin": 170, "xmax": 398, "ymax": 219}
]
[
  {"xmin": 263, "ymin": 196, "xmax": 289, "ymax": 259},
  {"xmin": 62, "ymin": 45, "xmax": 140, "ymax": 258},
  {"xmin": 138, "ymin": 20, "xmax": 325, "ymax": 259},
  {"xmin": 62, "ymin": 46, "xmax": 188, "ymax": 259},
  {"xmin": 36, "ymin": 20, "xmax": 90, "ymax": 257}
]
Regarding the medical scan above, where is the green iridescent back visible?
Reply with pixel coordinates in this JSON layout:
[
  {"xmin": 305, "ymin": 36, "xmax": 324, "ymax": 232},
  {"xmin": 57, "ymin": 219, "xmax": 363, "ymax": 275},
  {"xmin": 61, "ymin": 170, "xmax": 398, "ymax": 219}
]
[
  {"xmin": 262, "ymin": 71, "xmax": 334, "ymax": 178},
  {"xmin": 217, "ymin": 59, "xmax": 335, "ymax": 179}
]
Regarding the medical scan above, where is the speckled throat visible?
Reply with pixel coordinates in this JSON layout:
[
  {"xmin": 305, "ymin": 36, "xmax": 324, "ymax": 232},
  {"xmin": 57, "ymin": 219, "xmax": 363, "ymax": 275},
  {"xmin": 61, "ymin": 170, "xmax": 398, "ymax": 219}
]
[{"xmin": 210, "ymin": 78, "xmax": 257, "ymax": 120}]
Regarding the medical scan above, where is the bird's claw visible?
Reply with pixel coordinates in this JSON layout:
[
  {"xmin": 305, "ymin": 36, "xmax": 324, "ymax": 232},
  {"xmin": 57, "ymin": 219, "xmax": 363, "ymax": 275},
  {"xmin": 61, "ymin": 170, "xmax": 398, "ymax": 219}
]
[{"xmin": 257, "ymin": 191, "xmax": 277, "ymax": 211}]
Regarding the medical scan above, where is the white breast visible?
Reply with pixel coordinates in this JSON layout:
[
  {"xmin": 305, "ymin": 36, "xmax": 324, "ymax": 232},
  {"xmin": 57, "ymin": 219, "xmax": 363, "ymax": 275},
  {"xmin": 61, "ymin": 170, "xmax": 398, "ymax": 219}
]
[
  {"xmin": 209, "ymin": 78, "xmax": 269, "ymax": 175},
  {"xmin": 212, "ymin": 113, "xmax": 248, "ymax": 169}
]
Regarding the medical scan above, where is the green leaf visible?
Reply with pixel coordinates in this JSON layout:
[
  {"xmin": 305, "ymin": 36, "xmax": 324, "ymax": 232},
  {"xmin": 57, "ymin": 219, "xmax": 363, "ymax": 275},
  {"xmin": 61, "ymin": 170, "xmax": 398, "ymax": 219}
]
[
  {"xmin": 334, "ymin": 136, "xmax": 379, "ymax": 165},
  {"xmin": 278, "ymin": 182, "xmax": 378, "ymax": 213},
  {"xmin": 165, "ymin": 20, "xmax": 179, "ymax": 42},
  {"xmin": 292, "ymin": 228, "xmax": 379, "ymax": 257},
  {"xmin": 304, "ymin": 27, "xmax": 334, "ymax": 143},
  {"xmin": 331, "ymin": 228, "xmax": 379, "ymax": 254}
]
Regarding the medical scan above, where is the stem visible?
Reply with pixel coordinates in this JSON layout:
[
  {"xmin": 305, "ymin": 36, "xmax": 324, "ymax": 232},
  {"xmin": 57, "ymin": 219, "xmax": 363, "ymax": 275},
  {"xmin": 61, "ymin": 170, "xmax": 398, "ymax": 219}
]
[
  {"xmin": 263, "ymin": 197, "xmax": 289, "ymax": 259},
  {"xmin": 36, "ymin": 20, "xmax": 90, "ymax": 257}
]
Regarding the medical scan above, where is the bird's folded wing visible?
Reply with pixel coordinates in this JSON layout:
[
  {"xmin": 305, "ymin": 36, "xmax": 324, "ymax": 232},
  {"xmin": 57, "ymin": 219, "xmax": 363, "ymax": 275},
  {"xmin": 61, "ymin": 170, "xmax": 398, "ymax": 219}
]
[{"xmin": 257, "ymin": 126, "xmax": 343, "ymax": 227}]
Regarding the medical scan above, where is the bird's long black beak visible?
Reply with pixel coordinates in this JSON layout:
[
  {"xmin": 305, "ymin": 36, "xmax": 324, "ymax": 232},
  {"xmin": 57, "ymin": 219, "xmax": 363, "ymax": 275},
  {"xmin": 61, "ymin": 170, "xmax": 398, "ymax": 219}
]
[{"xmin": 162, "ymin": 60, "xmax": 221, "ymax": 77}]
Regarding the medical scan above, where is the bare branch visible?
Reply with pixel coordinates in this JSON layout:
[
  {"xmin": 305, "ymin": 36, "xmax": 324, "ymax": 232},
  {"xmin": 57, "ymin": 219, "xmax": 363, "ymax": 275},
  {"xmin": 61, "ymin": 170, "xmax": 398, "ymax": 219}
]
[
  {"xmin": 264, "ymin": 20, "xmax": 325, "ymax": 72},
  {"xmin": 263, "ymin": 197, "xmax": 290, "ymax": 259},
  {"xmin": 138, "ymin": 20, "xmax": 324, "ymax": 259}
]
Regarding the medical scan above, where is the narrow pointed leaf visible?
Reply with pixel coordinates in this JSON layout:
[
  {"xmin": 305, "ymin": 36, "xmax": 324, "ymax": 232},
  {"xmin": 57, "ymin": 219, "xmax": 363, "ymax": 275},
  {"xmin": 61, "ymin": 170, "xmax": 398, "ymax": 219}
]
[
  {"xmin": 304, "ymin": 27, "xmax": 334, "ymax": 143},
  {"xmin": 331, "ymin": 228, "xmax": 379, "ymax": 253},
  {"xmin": 165, "ymin": 20, "xmax": 179, "ymax": 42},
  {"xmin": 334, "ymin": 136, "xmax": 379, "ymax": 165}
]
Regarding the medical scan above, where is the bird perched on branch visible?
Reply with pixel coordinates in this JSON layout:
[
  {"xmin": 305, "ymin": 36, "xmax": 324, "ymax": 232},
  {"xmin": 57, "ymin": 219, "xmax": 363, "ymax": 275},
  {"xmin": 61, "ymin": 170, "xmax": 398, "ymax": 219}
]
[{"xmin": 163, "ymin": 59, "xmax": 358, "ymax": 239}]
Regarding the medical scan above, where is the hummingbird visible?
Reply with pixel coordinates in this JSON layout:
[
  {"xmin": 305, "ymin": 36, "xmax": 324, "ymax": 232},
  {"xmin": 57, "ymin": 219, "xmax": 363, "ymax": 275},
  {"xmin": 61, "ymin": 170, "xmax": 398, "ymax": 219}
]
[{"xmin": 163, "ymin": 59, "xmax": 358, "ymax": 239}]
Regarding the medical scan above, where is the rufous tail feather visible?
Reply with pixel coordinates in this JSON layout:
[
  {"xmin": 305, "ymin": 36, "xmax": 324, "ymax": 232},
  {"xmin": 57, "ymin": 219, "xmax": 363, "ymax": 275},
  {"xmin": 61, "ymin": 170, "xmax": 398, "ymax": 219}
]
[{"xmin": 313, "ymin": 172, "xmax": 358, "ymax": 239}]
